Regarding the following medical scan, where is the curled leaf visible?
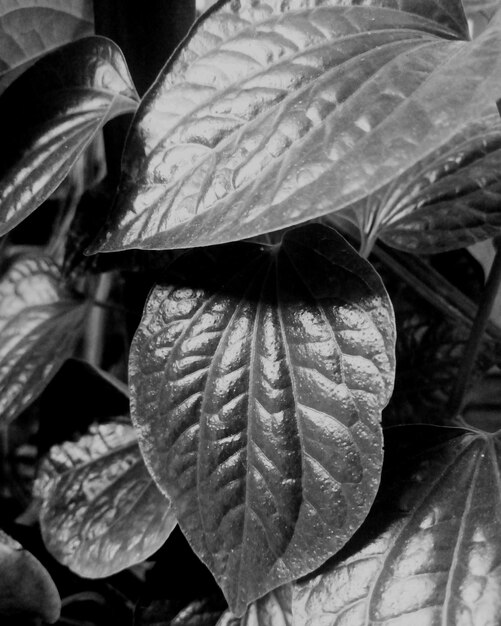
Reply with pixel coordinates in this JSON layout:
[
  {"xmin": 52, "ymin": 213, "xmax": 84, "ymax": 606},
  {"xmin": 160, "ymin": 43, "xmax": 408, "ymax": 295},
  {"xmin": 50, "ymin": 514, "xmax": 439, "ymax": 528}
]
[
  {"xmin": 0, "ymin": 0, "xmax": 93, "ymax": 96},
  {"xmin": 294, "ymin": 426, "xmax": 501, "ymax": 626},
  {"xmin": 0, "ymin": 36, "xmax": 138, "ymax": 237},
  {"xmin": 130, "ymin": 224, "xmax": 395, "ymax": 614},
  {"xmin": 0, "ymin": 528, "xmax": 60, "ymax": 623},
  {"xmin": 93, "ymin": 1, "xmax": 500, "ymax": 252},
  {"xmin": 0, "ymin": 255, "xmax": 87, "ymax": 426},
  {"xmin": 36, "ymin": 421, "xmax": 176, "ymax": 578}
]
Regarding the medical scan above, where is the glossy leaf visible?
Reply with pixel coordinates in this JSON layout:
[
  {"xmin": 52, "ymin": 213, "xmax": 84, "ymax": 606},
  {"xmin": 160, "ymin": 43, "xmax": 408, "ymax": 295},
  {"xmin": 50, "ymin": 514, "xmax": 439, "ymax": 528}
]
[
  {"xmin": 93, "ymin": 1, "xmax": 500, "ymax": 252},
  {"xmin": 217, "ymin": 586, "xmax": 292, "ymax": 626},
  {"xmin": 0, "ymin": 0, "xmax": 93, "ymax": 96},
  {"xmin": 0, "ymin": 529, "xmax": 60, "ymax": 623},
  {"xmin": 130, "ymin": 224, "xmax": 395, "ymax": 614},
  {"xmin": 0, "ymin": 36, "xmax": 138, "ymax": 237},
  {"xmin": 340, "ymin": 110, "xmax": 501, "ymax": 254},
  {"xmin": 35, "ymin": 421, "xmax": 176, "ymax": 578},
  {"xmin": 294, "ymin": 427, "xmax": 501, "ymax": 626},
  {"xmin": 0, "ymin": 255, "xmax": 87, "ymax": 427}
]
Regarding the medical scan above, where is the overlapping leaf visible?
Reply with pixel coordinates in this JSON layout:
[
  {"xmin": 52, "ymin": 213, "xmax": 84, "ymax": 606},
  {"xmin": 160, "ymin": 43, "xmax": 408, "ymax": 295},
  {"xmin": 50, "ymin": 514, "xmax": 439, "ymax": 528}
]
[
  {"xmin": 217, "ymin": 586, "xmax": 292, "ymax": 626},
  {"xmin": 464, "ymin": 0, "xmax": 500, "ymax": 18},
  {"xmin": 340, "ymin": 109, "xmax": 501, "ymax": 254},
  {"xmin": 294, "ymin": 426, "xmax": 501, "ymax": 626},
  {"xmin": 130, "ymin": 224, "xmax": 395, "ymax": 614},
  {"xmin": 0, "ymin": 0, "xmax": 93, "ymax": 96},
  {"xmin": 0, "ymin": 255, "xmax": 87, "ymax": 426},
  {"xmin": 0, "ymin": 36, "xmax": 138, "ymax": 237},
  {"xmin": 35, "ymin": 421, "xmax": 176, "ymax": 578},
  {"xmin": 0, "ymin": 528, "xmax": 60, "ymax": 623},
  {"xmin": 94, "ymin": 0, "xmax": 500, "ymax": 252}
]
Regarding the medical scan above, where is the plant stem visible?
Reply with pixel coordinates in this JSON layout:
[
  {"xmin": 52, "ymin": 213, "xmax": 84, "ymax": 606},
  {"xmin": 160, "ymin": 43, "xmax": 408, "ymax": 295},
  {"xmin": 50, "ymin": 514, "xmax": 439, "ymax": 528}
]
[{"xmin": 448, "ymin": 237, "xmax": 501, "ymax": 418}]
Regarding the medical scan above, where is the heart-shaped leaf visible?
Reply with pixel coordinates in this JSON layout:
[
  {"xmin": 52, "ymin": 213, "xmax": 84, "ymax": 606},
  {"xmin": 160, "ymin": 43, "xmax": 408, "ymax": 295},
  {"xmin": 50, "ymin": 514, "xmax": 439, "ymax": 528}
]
[
  {"xmin": 294, "ymin": 426, "xmax": 501, "ymax": 626},
  {"xmin": 0, "ymin": 36, "xmax": 138, "ymax": 237},
  {"xmin": 93, "ymin": 1, "xmax": 500, "ymax": 252},
  {"xmin": 0, "ymin": 255, "xmax": 87, "ymax": 427},
  {"xmin": 0, "ymin": 529, "xmax": 60, "ymax": 623},
  {"xmin": 130, "ymin": 224, "xmax": 395, "ymax": 614},
  {"xmin": 217, "ymin": 586, "xmax": 292, "ymax": 626},
  {"xmin": 0, "ymin": 0, "xmax": 93, "ymax": 96},
  {"xmin": 35, "ymin": 420, "xmax": 176, "ymax": 578}
]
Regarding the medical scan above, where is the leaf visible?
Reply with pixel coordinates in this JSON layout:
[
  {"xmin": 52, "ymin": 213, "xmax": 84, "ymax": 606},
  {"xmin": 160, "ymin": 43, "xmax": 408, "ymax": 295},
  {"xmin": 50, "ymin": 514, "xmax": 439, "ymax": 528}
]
[
  {"xmin": 92, "ymin": 0, "xmax": 500, "ymax": 252},
  {"xmin": 294, "ymin": 426, "xmax": 501, "ymax": 626},
  {"xmin": 129, "ymin": 224, "xmax": 395, "ymax": 615},
  {"xmin": 0, "ymin": 36, "xmax": 138, "ymax": 237},
  {"xmin": 35, "ymin": 420, "xmax": 176, "ymax": 578},
  {"xmin": 0, "ymin": 255, "xmax": 87, "ymax": 427},
  {"xmin": 340, "ymin": 109, "xmax": 501, "ymax": 254},
  {"xmin": 0, "ymin": 528, "xmax": 61, "ymax": 623},
  {"xmin": 217, "ymin": 586, "xmax": 292, "ymax": 626},
  {"xmin": 0, "ymin": 0, "xmax": 93, "ymax": 96},
  {"xmin": 464, "ymin": 0, "xmax": 500, "ymax": 18},
  {"xmin": 136, "ymin": 597, "xmax": 225, "ymax": 626}
]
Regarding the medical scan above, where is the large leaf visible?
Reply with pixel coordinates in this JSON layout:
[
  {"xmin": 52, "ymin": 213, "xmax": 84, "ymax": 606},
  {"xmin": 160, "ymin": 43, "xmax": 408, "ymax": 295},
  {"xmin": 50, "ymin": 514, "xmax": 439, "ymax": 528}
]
[
  {"xmin": 0, "ymin": 0, "xmax": 93, "ymax": 96},
  {"xmin": 0, "ymin": 255, "xmax": 87, "ymax": 426},
  {"xmin": 0, "ymin": 36, "xmax": 138, "ymax": 237},
  {"xmin": 35, "ymin": 421, "xmax": 176, "ymax": 578},
  {"xmin": 0, "ymin": 529, "xmax": 60, "ymax": 623},
  {"xmin": 130, "ymin": 224, "xmax": 395, "ymax": 614},
  {"xmin": 217, "ymin": 586, "xmax": 292, "ymax": 626},
  {"xmin": 339, "ymin": 110, "xmax": 501, "ymax": 254},
  {"xmin": 93, "ymin": 1, "xmax": 500, "ymax": 252},
  {"xmin": 294, "ymin": 426, "xmax": 501, "ymax": 626}
]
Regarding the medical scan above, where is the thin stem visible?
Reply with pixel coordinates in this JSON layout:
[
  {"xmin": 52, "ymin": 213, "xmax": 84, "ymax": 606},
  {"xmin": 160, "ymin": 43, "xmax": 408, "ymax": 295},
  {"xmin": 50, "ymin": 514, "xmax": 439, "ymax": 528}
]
[
  {"xmin": 448, "ymin": 237, "xmax": 501, "ymax": 418},
  {"xmin": 83, "ymin": 273, "xmax": 113, "ymax": 367}
]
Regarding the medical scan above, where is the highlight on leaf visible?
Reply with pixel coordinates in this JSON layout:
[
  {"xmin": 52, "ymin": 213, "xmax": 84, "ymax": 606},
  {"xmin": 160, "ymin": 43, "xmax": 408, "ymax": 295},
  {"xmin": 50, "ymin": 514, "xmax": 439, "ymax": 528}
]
[
  {"xmin": 294, "ymin": 426, "xmax": 501, "ymax": 626},
  {"xmin": 129, "ymin": 223, "xmax": 395, "ymax": 615},
  {"xmin": 35, "ymin": 420, "xmax": 176, "ymax": 578},
  {"xmin": 0, "ymin": 528, "xmax": 61, "ymax": 623},
  {"xmin": 0, "ymin": 255, "xmax": 87, "ymax": 427},
  {"xmin": 0, "ymin": 36, "xmax": 139, "ymax": 238},
  {"xmin": 92, "ymin": 0, "xmax": 501, "ymax": 253}
]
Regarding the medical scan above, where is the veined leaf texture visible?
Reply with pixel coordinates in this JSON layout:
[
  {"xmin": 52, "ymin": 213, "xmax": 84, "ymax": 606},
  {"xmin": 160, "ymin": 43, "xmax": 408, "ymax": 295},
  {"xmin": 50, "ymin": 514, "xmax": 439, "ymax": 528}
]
[
  {"xmin": 130, "ymin": 225, "xmax": 395, "ymax": 614},
  {"xmin": 93, "ymin": 0, "xmax": 501, "ymax": 252}
]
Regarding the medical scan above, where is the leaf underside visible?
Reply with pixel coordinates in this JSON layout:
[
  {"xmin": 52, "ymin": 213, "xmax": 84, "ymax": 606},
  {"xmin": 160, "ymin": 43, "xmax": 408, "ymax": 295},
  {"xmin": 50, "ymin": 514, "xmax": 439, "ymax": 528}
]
[
  {"xmin": 0, "ymin": 36, "xmax": 138, "ymax": 237},
  {"xmin": 130, "ymin": 224, "xmax": 395, "ymax": 615},
  {"xmin": 0, "ymin": 0, "xmax": 93, "ymax": 96},
  {"xmin": 0, "ymin": 528, "xmax": 61, "ymax": 623},
  {"xmin": 0, "ymin": 255, "xmax": 87, "ymax": 427},
  {"xmin": 36, "ymin": 421, "xmax": 176, "ymax": 578},
  {"xmin": 93, "ymin": 0, "xmax": 500, "ymax": 252},
  {"xmin": 294, "ymin": 427, "xmax": 501, "ymax": 626}
]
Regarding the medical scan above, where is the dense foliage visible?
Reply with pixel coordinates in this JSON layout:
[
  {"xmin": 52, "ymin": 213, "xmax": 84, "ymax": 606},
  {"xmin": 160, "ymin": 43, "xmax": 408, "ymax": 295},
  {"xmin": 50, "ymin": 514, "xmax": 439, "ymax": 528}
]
[{"xmin": 0, "ymin": 1, "xmax": 501, "ymax": 624}]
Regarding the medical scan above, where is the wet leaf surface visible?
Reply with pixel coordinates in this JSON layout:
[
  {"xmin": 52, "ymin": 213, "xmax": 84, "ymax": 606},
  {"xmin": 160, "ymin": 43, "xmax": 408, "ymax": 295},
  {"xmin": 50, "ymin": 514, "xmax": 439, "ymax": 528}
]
[
  {"xmin": 0, "ymin": 0, "xmax": 93, "ymax": 96},
  {"xmin": 0, "ymin": 255, "xmax": 87, "ymax": 427},
  {"xmin": 94, "ymin": 1, "xmax": 499, "ymax": 252},
  {"xmin": 0, "ymin": 528, "xmax": 61, "ymax": 623},
  {"xmin": 342, "ymin": 110, "xmax": 501, "ymax": 253},
  {"xmin": 294, "ymin": 426, "xmax": 501, "ymax": 626},
  {"xmin": 130, "ymin": 224, "xmax": 395, "ymax": 614},
  {"xmin": 36, "ymin": 420, "xmax": 176, "ymax": 578},
  {"xmin": 0, "ymin": 36, "xmax": 138, "ymax": 237}
]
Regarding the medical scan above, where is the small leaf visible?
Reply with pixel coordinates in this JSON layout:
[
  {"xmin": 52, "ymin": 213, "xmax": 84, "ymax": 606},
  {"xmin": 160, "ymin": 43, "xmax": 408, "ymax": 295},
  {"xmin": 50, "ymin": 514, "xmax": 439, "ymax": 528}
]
[
  {"xmin": 217, "ymin": 586, "xmax": 292, "ymax": 626},
  {"xmin": 0, "ymin": 528, "xmax": 60, "ymax": 623},
  {"xmin": 343, "ymin": 110, "xmax": 501, "ymax": 254},
  {"xmin": 0, "ymin": 36, "xmax": 138, "ymax": 237},
  {"xmin": 36, "ymin": 421, "xmax": 176, "ymax": 578},
  {"xmin": 130, "ymin": 224, "xmax": 395, "ymax": 614},
  {"xmin": 0, "ymin": 255, "xmax": 87, "ymax": 426},
  {"xmin": 0, "ymin": 0, "xmax": 93, "ymax": 96},
  {"xmin": 294, "ymin": 426, "xmax": 501, "ymax": 626},
  {"xmin": 136, "ymin": 597, "xmax": 224, "ymax": 626},
  {"xmin": 92, "ymin": 1, "xmax": 500, "ymax": 252}
]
